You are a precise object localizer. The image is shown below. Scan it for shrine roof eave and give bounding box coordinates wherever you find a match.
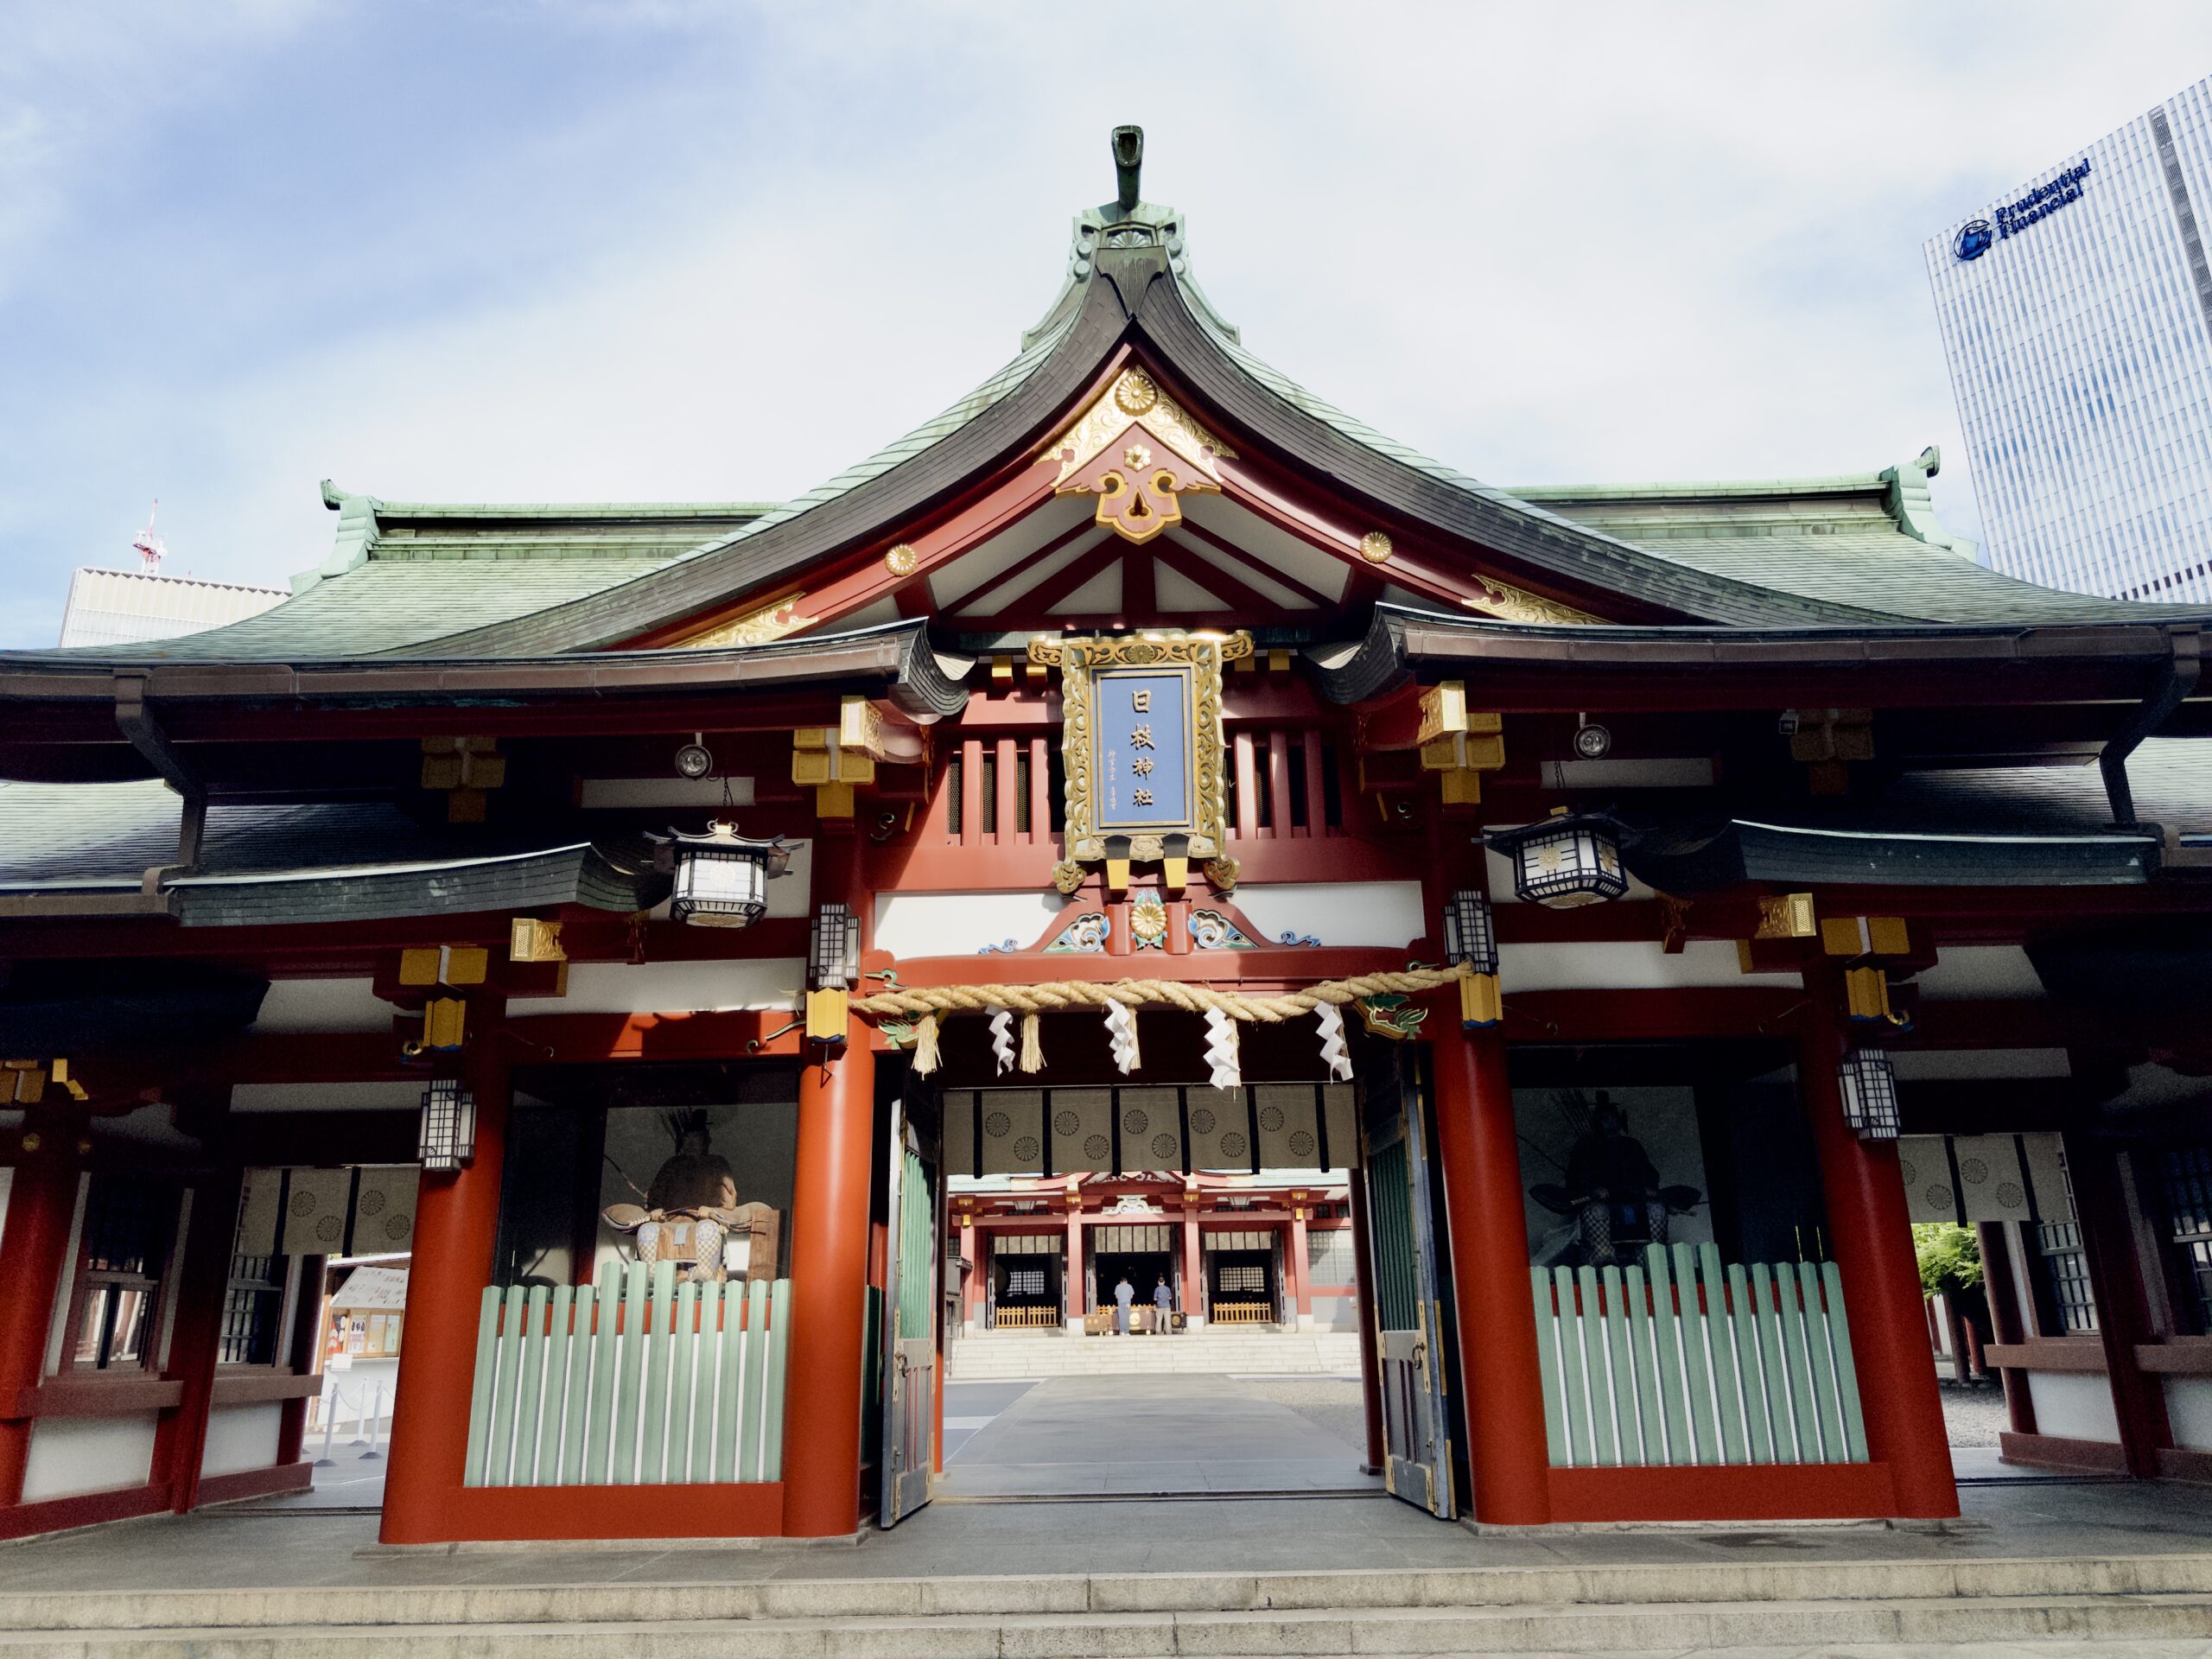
[391,250,1946,658]
[1623,818,2173,893]
[0,618,970,726]
[1313,603,2212,706]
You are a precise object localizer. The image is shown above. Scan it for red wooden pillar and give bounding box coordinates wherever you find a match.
[159,1165,245,1513]
[1064,1204,1086,1329]
[380,1011,510,1546]
[1428,1022,1552,1524]
[0,1112,86,1508]
[1796,979,1957,1516]
[779,1037,876,1538]
[1180,1203,1203,1323]
[1286,1207,1313,1327]
[1347,1178,1386,1472]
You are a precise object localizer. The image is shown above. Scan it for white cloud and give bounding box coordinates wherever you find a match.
[6,2,2212,642]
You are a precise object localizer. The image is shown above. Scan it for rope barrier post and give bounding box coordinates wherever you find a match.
[359,1384,385,1460]
[315,1382,339,1467]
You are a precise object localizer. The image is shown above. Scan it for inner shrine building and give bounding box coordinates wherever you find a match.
[3,127,2212,1546]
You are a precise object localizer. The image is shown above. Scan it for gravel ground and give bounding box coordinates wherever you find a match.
[1229,1376,1370,1454]
[1940,1378,2009,1448]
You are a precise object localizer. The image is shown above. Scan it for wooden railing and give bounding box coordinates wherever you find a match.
[1209,1301,1275,1325]
[464,1263,790,1488]
[991,1305,1060,1330]
[1530,1243,1868,1470]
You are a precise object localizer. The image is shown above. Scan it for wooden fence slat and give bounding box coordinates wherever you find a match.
[691,1284,721,1484]
[613,1263,647,1484]
[1529,1268,1567,1467]
[719,1282,747,1483]
[1821,1262,1871,1463]
[762,1279,791,1479]
[561,1286,594,1485]
[512,1286,550,1487]
[1749,1263,1795,1463]
[1644,1246,1690,1465]
[538,1287,573,1486]
[1776,1262,1821,1463]
[1670,1243,1717,1465]
[640,1262,675,1483]
[1599,1265,1637,1465]
[462,1288,501,1488]
[1553,1267,1591,1467]
[587,1278,620,1484]
[1796,1262,1845,1463]
[1576,1266,1617,1467]
[1624,1263,1664,1463]
[741,1280,770,1482]
[485,1285,528,1487]
[671,1281,698,1484]
[1699,1246,1746,1467]
[1726,1263,1770,1465]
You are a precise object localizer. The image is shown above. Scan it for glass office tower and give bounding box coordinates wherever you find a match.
[1926,77,2212,601]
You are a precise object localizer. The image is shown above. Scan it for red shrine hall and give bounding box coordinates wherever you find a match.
[3,128,2212,1546]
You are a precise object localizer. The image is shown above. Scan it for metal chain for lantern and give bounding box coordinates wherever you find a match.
[1202,1006,1242,1090]
[1314,1002,1352,1081]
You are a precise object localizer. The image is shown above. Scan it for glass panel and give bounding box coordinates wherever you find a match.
[73,1286,113,1368]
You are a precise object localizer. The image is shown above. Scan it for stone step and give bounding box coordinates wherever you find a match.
[4,1554,2212,1640]
[4,1594,2211,1656]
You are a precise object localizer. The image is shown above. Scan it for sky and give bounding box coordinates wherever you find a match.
[4,2,2212,647]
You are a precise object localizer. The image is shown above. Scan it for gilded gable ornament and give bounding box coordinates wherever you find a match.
[681,594,817,649]
[1044,369,1236,544]
[1461,579,1602,627]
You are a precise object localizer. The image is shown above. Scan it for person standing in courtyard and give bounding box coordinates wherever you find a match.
[1114,1272,1135,1335]
[1154,1274,1173,1334]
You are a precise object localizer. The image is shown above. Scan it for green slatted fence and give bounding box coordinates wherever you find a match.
[1530,1243,1867,1469]
[464,1264,791,1488]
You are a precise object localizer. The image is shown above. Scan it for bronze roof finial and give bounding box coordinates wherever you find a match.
[1111,124,1143,219]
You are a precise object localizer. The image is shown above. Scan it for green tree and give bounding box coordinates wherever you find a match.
[1912,1223,1983,1298]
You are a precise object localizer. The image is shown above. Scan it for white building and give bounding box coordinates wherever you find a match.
[59,567,287,649]
[1926,77,2212,601]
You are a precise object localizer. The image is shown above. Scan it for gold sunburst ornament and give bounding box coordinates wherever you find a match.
[1360,531,1394,564]
[884,543,919,577]
[1043,369,1234,544]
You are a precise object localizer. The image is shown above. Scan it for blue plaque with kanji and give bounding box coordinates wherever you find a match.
[1036,631,1247,866]
[1096,667,1192,830]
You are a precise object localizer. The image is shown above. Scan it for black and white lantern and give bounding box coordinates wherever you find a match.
[1441,888,1498,975]
[418,1078,477,1173]
[651,822,794,929]
[1837,1049,1902,1141]
[1487,810,1630,909]
[810,901,861,989]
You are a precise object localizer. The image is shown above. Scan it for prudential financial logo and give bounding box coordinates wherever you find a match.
[1955,219,1995,262]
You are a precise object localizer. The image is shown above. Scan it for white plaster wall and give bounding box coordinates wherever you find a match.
[2025,1370,2121,1443]
[508,958,806,1016]
[200,1403,283,1477]
[21,1414,157,1502]
[1233,881,1425,949]
[1500,940,1800,993]
[1915,945,2047,1001]
[874,892,1065,958]
[2164,1376,2212,1451]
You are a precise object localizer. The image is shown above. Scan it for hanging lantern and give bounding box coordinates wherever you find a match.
[1486,809,1630,909]
[1837,1049,1901,1141]
[418,1078,477,1172]
[650,822,794,929]
[810,902,861,989]
[1441,887,1502,1027]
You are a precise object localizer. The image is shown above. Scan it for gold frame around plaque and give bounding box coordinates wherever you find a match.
[1028,631,1252,863]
